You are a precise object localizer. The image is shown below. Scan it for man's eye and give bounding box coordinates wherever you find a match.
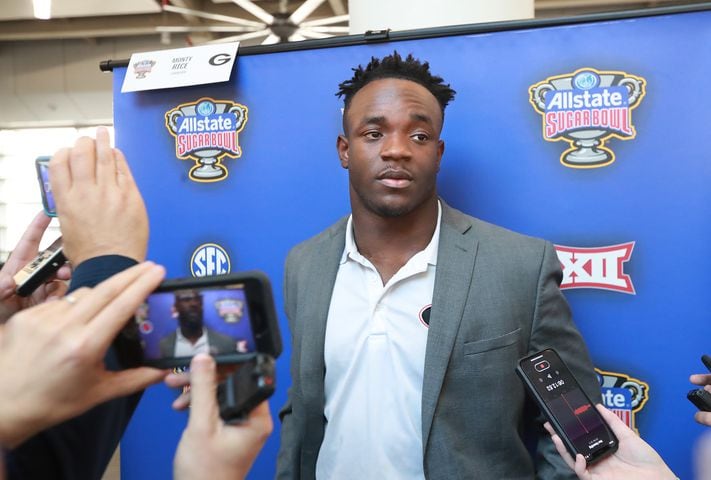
[364,131,382,139]
[412,133,429,142]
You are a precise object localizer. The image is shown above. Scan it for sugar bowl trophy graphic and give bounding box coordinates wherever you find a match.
[166,97,249,182]
[530,68,646,168]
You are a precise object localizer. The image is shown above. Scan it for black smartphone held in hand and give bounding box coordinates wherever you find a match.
[13,237,66,297]
[117,271,282,369]
[701,354,711,373]
[218,353,276,422]
[35,156,56,217]
[516,348,618,465]
[688,389,711,412]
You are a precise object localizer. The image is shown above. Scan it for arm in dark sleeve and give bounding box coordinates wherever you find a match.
[6,255,140,480]
[528,242,601,480]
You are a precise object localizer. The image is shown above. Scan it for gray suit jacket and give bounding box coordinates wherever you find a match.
[158,328,236,358]
[276,201,600,479]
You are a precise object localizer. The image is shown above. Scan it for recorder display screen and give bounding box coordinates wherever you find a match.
[521,351,614,457]
[135,283,256,361]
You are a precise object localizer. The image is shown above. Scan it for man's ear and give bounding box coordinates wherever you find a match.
[337,134,349,169]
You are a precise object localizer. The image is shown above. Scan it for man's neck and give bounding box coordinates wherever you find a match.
[351,198,439,284]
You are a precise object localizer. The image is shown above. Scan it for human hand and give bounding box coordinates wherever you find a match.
[544,404,676,480]
[49,126,148,266]
[0,212,71,323]
[690,374,711,426]
[172,354,272,480]
[0,262,168,448]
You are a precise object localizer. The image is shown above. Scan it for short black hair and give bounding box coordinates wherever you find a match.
[336,51,456,115]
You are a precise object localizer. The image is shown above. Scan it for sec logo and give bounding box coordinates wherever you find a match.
[191,243,231,277]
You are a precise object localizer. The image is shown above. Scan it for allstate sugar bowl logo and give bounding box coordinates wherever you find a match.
[596,368,649,432]
[530,68,646,168]
[191,243,231,277]
[166,97,248,182]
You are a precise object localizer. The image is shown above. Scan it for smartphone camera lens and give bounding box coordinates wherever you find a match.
[534,360,550,372]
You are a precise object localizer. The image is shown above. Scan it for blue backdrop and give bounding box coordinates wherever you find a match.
[113,8,711,479]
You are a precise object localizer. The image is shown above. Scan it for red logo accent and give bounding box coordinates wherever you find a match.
[555,242,635,294]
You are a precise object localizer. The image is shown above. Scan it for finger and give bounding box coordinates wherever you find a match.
[97,367,168,403]
[595,404,630,438]
[690,374,711,386]
[85,263,165,349]
[165,371,191,389]
[186,354,219,432]
[3,213,51,271]
[695,411,711,427]
[244,401,273,439]
[0,274,17,301]
[95,127,116,186]
[114,148,138,189]
[55,264,72,281]
[49,147,72,206]
[59,263,154,326]
[548,428,576,471]
[41,280,68,301]
[172,390,192,411]
[573,454,590,479]
[69,136,98,184]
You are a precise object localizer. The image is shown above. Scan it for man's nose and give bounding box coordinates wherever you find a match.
[381,133,412,160]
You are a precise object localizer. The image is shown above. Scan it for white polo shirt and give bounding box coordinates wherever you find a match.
[315,203,441,480]
[174,328,209,357]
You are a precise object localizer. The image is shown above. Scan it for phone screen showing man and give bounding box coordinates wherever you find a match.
[519,349,617,461]
[135,283,256,363]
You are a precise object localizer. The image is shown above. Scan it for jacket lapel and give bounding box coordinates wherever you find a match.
[421,203,479,452]
[299,220,347,417]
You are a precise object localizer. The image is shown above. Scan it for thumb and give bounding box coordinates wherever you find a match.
[186,354,220,433]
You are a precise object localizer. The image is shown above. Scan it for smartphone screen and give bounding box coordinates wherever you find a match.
[35,156,56,217]
[135,282,258,365]
[517,349,617,463]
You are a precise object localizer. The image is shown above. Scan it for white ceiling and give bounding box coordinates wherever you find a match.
[0,0,706,128]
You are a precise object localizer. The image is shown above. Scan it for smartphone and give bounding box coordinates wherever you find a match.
[702,354,711,373]
[516,348,618,464]
[13,237,66,297]
[217,353,276,422]
[35,156,56,217]
[688,389,711,412]
[116,271,282,369]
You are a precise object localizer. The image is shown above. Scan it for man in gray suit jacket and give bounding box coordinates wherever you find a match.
[276,52,601,479]
[159,289,236,358]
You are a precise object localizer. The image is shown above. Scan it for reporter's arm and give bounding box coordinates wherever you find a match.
[169,354,272,480]
[0,262,166,448]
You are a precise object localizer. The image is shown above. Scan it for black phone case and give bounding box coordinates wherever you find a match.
[115,271,282,369]
[688,389,711,412]
[701,354,711,373]
[14,241,65,297]
[516,349,618,465]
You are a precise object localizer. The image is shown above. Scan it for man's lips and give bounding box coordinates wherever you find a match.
[377,169,413,188]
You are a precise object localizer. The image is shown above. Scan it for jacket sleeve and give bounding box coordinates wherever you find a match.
[528,242,602,480]
[5,255,141,480]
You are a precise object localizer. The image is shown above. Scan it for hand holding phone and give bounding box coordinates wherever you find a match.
[13,237,66,297]
[516,348,618,464]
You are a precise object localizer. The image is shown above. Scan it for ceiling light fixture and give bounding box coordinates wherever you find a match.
[33,0,52,20]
